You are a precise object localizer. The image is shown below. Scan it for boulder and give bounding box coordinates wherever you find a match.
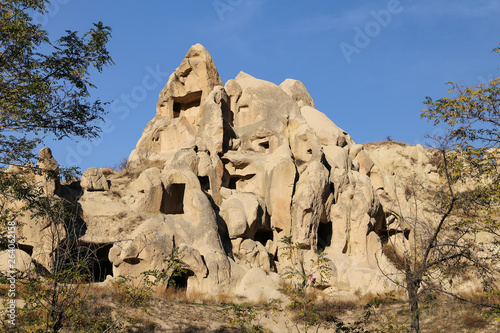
[220,192,266,239]
[129,44,223,167]
[109,219,175,277]
[280,78,315,108]
[292,160,330,248]
[196,86,227,155]
[265,144,296,232]
[235,267,282,302]
[36,147,60,196]
[233,72,301,154]
[233,239,273,272]
[81,167,109,191]
[300,106,352,148]
[131,167,163,215]
[38,147,58,170]
[0,249,33,275]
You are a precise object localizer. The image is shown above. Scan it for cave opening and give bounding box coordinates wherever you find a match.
[171,91,202,119]
[168,269,194,289]
[226,109,234,126]
[228,177,238,190]
[56,242,114,282]
[317,222,332,252]
[18,244,33,256]
[227,174,255,191]
[198,176,210,192]
[173,102,181,118]
[89,243,114,282]
[161,183,185,214]
[254,229,273,247]
[257,139,270,153]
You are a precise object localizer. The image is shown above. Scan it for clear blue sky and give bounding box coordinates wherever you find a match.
[38,0,500,171]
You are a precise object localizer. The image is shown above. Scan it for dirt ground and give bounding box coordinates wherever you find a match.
[2,283,499,332]
[120,293,500,333]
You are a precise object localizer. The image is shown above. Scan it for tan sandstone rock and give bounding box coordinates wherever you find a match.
[36,147,60,196]
[16,44,442,301]
[81,167,109,191]
[0,249,33,275]
[279,78,315,108]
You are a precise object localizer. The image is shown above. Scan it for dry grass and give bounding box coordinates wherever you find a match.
[180,291,249,306]
[100,167,114,176]
[310,291,500,333]
[5,277,498,332]
[127,159,165,178]
[315,298,358,319]
[429,149,443,168]
[87,284,114,300]
[0,278,32,297]
[116,211,127,219]
[419,299,492,332]
[461,312,489,329]
[94,279,247,308]
[384,293,500,333]
[154,286,191,303]
[381,243,405,270]
[363,140,409,150]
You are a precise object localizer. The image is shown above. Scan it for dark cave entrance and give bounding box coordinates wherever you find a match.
[161,183,185,214]
[254,229,273,247]
[91,243,114,282]
[256,139,270,153]
[168,269,194,289]
[227,174,255,190]
[172,91,202,118]
[18,244,33,256]
[56,242,114,283]
[317,222,332,252]
[198,176,210,192]
[228,176,238,190]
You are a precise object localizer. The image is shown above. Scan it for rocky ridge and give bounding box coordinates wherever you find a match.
[3,44,446,300]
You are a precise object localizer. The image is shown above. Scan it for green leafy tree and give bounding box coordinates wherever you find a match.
[421,44,500,273]
[377,43,500,333]
[0,0,113,331]
[0,0,113,154]
[421,44,500,215]
[376,144,478,333]
[0,0,113,229]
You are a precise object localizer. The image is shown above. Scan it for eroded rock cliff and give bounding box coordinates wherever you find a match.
[9,44,442,300]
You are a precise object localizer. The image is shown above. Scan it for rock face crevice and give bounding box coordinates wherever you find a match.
[7,44,425,299]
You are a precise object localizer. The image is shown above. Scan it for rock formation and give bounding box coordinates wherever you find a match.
[81,167,110,191]
[8,44,442,299]
[36,147,60,197]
